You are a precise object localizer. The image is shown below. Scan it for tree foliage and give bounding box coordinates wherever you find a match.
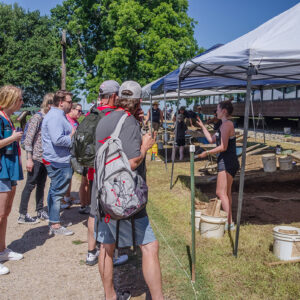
[51,0,199,102]
[0,3,61,105]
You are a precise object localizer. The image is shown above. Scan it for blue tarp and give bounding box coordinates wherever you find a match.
[149,44,300,95]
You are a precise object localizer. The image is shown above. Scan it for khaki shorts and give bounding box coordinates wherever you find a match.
[152,122,160,131]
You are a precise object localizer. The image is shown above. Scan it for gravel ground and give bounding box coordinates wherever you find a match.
[0,152,105,300]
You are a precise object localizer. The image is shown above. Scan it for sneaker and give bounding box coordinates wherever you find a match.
[37,210,49,221]
[225,222,236,231]
[18,214,40,225]
[0,248,23,262]
[86,249,100,266]
[0,263,9,275]
[61,199,71,209]
[79,205,90,214]
[49,226,74,236]
[117,291,131,300]
[72,199,81,205]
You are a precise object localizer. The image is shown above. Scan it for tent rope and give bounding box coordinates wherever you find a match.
[151,219,198,300]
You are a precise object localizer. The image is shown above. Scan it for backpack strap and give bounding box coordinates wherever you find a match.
[131,217,137,255]
[110,113,128,139]
[115,220,120,258]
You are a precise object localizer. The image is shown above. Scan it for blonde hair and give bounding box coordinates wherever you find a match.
[41,93,54,113]
[0,85,22,109]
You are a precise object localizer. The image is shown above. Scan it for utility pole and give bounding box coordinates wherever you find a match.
[61,30,67,90]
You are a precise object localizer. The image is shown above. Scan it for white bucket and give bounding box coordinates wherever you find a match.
[278,155,293,171]
[284,127,291,134]
[273,226,300,261]
[195,210,202,231]
[262,154,276,172]
[200,213,227,238]
[190,210,203,231]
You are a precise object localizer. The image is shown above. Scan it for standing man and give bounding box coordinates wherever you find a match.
[93,81,164,300]
[62,103,83,209]
[42,90,75,236]
[86,80,120,266]
[145,101,163,134]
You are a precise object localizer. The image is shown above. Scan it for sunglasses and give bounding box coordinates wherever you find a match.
[75,108,82,113]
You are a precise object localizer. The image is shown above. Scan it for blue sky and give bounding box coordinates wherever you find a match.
[2,0,300,48]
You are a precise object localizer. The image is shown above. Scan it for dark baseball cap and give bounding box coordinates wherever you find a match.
[99,80,120,96]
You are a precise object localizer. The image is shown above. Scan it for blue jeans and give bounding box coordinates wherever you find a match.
[46,164,73,224]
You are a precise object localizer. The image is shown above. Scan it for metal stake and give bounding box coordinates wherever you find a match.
[234,67,253,257]
[190,144,196,282]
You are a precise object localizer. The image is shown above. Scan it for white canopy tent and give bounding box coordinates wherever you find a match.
[180,2,300,257]
[181,3,300,81]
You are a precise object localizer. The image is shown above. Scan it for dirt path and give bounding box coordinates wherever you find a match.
[0,152,105,299]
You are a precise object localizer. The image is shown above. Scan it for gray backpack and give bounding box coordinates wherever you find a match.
[95,113,148,221]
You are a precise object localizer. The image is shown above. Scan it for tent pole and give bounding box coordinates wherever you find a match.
[150,94,153,136]
[234,68,253,257]
[250,91,256,141]
[170,80,181,189]
[164,90,168,171]
[260,89,266,144]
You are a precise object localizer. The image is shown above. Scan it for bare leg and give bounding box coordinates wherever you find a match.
[216,171,232,223]
[79,176,89,207]
[88,216,96,251]
[140,240,164,300]
[98,243,116,300]
[179,146,184,160]
[0,187,16,251]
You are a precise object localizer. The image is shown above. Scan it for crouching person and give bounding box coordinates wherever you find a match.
[92,81,164,300]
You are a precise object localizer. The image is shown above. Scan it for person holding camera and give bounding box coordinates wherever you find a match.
[0,85,24,275]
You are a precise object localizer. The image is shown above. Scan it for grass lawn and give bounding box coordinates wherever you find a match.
[146,158,300,300]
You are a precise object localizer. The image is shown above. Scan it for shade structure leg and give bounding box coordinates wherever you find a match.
[170,80,181,189]
[150,94,153,136]
[250,91,256,141]
[164,90,168,171]
[234,69,253,257]
[260,89,266,144]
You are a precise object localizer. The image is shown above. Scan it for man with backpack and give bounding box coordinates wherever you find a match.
[83,80,120,266]
[92,81,164,300]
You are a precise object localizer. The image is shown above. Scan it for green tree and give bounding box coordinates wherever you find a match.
[0,3,61,105]
[51,0,199,102]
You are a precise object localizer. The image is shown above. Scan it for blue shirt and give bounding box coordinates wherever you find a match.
[0,116,23,181]
[42,107,72,166]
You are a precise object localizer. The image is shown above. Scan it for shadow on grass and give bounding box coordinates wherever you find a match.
[113,247,150,299]
[227,231,235,253]
[186,245,193,276]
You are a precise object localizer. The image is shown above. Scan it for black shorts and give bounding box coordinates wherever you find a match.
[176,138,186,147]
[217,158,239,178]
